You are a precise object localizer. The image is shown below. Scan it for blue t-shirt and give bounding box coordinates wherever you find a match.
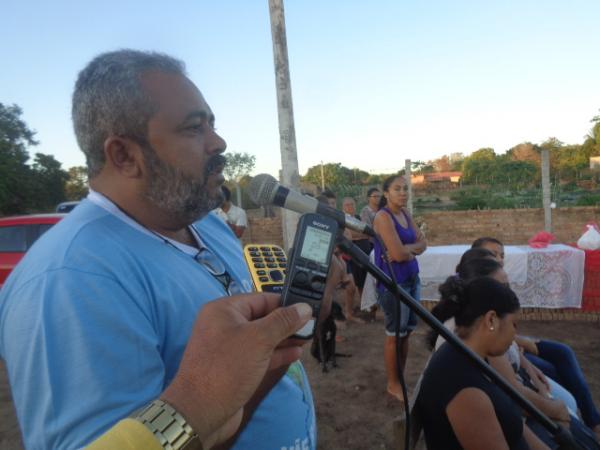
[0,200,316,450]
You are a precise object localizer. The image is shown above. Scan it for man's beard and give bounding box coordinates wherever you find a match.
[141,144,226,225]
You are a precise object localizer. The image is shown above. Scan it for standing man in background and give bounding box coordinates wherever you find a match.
[360,187,381,232]
[216,185,248,239]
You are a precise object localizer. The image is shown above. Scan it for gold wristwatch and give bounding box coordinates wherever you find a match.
[134,399,203,450]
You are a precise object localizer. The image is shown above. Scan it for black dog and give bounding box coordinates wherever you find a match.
[310,302,351,373]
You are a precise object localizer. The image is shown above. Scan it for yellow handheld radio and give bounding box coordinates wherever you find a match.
[243,244,287,293]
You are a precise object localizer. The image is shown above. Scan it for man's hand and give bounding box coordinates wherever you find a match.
[160,294,312,448]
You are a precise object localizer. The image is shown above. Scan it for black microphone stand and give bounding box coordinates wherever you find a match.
[335,234,583,450]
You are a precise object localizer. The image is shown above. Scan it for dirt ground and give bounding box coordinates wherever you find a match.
[0,317,599,450]
[302,315,600,450]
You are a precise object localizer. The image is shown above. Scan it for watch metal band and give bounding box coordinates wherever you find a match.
[135,399,203,450]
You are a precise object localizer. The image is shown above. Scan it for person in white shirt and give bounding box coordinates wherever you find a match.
[216,185,248,238]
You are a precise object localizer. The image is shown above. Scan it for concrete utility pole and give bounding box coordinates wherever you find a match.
[405,159,413,214]
[541,149,552,232]
[320,161,325,191]
[268,0,300,250]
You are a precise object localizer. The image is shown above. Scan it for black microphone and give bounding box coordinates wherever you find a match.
[249,173,376,237]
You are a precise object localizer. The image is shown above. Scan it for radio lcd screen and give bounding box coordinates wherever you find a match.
[299,226,332,265]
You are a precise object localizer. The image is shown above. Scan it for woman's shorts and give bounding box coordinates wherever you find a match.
[377,275,420,338]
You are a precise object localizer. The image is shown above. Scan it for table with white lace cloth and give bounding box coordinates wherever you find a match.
[416,244,585,308]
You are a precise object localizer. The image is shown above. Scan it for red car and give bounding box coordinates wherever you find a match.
[0,214,65,288]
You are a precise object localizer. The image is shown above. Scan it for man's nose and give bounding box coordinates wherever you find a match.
[208,129,227,155]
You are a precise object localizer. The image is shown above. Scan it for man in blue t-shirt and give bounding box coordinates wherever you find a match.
[0,50,320,450]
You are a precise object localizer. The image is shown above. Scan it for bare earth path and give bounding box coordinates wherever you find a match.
[0,318,598,449]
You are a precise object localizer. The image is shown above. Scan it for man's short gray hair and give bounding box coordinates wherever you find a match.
[72,49,187,177]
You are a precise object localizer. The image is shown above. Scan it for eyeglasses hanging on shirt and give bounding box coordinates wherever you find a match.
[108,198,241,296]
[193,244,241,296]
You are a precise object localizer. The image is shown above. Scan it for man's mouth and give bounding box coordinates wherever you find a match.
[206,154,227,176]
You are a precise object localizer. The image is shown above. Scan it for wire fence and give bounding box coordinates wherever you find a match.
[236,181,600,214]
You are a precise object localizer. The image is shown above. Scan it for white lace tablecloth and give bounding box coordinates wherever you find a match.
[417,244,585,309]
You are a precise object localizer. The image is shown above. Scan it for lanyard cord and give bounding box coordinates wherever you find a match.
[109,202,233,295]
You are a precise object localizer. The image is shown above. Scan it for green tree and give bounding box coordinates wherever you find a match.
[410,160,434,174]
[586,111,600,156]
[0,103,37,214]
[29,153,69,211]
[507,142,541,165]
[494,157,538,187]
[448,152,465,171]
[65,166,89,201]
[349,167,370,184]
[302,162,354,187]
[223,152,256,206]
[552,144,588,180]
[432,155,452,172]
[461,148,497,184]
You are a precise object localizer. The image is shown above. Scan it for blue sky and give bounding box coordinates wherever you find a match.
[2,0,599,177]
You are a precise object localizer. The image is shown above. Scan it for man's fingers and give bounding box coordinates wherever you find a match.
[268,346,304,370]
[251,303,313,345]
[275,337,311,348]
[224,293,281,320]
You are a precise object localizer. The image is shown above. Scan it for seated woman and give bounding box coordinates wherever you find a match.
[428,251,599,448]
[416,276,548,450]
[431,252,577,415]
[473,237,600,438]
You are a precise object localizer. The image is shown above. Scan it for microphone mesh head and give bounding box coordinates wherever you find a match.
[249,173,279,206]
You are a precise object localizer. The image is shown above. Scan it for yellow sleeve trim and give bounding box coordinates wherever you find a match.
[86,418,163,450]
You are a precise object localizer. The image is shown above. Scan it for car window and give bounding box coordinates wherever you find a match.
[37,224,55,240]
[31,223,56,248]
[0,226,27,252]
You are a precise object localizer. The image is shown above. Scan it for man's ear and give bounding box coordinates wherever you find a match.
[103,136,144,178]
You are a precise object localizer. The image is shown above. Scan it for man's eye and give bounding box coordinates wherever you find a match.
[187,124,205,132]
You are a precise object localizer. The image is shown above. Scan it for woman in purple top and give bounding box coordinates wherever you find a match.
[373,174,427,402]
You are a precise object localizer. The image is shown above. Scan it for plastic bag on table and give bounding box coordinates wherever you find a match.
[577,223,600,250]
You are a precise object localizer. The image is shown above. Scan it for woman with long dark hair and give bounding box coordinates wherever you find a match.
[472,237,600,439]
[417,277,549,449]
[427,254,600,449]
[373,174,426,402]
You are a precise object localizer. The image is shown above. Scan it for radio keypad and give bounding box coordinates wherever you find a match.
[270,270,284,282]
[245,245,287,286]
